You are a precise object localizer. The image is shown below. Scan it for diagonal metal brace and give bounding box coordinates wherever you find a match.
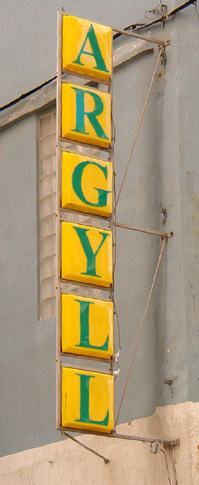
[62,431,109,464]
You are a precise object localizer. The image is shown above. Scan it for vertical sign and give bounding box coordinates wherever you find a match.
[56,13,114,435]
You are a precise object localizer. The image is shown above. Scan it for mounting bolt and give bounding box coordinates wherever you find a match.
[164,438,180,448]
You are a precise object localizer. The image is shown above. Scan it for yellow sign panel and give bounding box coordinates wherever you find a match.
[61,294,114,359]
[61,222,112,287]
[61,367,114,433]
[62,152,113,217]
[62,15,112,81]
[62,83,111,148]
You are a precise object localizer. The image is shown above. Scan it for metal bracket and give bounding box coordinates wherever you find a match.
[60,427,180,449]
[62,431,109,464]
[110,432,180,449]
[163,438,180,448]
[150,440,159,454]
[113,27,171,47]
[114,221,174,238]
[61,430,180,464]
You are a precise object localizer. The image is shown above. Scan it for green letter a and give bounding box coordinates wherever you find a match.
[73,24,109,73]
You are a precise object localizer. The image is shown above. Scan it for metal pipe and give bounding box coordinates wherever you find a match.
[61,427,180,448]
[114,221,174,238]
[63,432,109,464]
[112,27,170,46]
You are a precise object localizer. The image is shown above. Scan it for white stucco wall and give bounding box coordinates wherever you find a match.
[0,402,199,485]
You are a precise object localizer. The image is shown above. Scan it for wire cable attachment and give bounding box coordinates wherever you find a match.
[115,237,167,426]
[114,47,163,215]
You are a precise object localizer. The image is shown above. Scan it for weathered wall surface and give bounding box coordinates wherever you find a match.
[1,0,199,461]
[0,403,199,485]
[154,4,199,406]
[0,116,60,454]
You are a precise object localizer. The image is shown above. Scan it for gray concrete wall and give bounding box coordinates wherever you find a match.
[1,0,199,458]
[113,42,159,423]
[155,5,199,406]
[0,116,59,456]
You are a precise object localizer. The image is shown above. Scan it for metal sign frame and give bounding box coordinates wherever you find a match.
[56,11,115,434]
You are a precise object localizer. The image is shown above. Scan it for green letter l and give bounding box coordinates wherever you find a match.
[75,299,109,351]
[75,373,109,426]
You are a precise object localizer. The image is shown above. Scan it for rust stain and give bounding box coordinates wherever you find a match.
[193,295,196,324]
